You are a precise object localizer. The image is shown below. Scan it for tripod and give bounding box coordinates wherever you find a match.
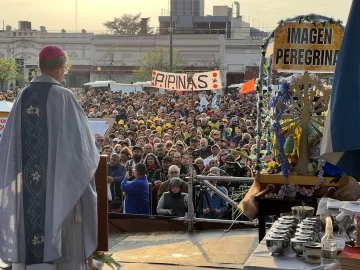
[195,185,214,218]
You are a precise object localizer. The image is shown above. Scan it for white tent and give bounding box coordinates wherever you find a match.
[110,83,144,94]
[0,101,13,113]
[228,83,244,90]
[83,81,115,88]
[134,81,152,88]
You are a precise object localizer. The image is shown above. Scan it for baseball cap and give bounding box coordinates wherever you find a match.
[225,154,236,162]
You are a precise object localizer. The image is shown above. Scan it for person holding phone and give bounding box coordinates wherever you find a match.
[121,163,150,215]
[126,145,143,176]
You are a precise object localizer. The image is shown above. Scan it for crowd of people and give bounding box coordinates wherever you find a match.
[1,87,262,219]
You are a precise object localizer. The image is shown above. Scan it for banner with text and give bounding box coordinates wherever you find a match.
[151,70,222,91]
[273,22,344,72]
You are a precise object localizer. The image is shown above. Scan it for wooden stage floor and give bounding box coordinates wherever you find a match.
[105,229,258,270]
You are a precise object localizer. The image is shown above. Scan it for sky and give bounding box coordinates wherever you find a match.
[0,0,352,33]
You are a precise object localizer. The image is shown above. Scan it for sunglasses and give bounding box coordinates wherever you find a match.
[169,171,178,174]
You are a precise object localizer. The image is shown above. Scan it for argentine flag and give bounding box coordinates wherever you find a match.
[211,94,218,108]
[321,0,360,178]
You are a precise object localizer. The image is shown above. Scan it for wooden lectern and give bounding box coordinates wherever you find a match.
[89,155,109,270]
[95,155,109,251]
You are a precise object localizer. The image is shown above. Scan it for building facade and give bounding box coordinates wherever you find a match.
[172,0,205,16]
[0,20,263,90]
[159,2,268,39]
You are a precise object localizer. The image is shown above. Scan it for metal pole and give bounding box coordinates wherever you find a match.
[199,180,239,208]
[169,0,173,72]
[188,175,254,182]
[194,218,257,226]
[172,217,257,226]
[187,157,194,232]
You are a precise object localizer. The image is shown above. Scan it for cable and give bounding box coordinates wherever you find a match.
[223,210,243,233]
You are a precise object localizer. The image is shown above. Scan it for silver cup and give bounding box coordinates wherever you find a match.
[291,236,311,257]
[292,206,315,222]
[266,235,288,256]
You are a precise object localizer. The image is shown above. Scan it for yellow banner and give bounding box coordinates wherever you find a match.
[273,23,344,72]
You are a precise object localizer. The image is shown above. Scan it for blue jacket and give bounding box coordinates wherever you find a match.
[108,164,126,200]
[200,186,227,219]
[121,175,150,215]
[108,164,126,183]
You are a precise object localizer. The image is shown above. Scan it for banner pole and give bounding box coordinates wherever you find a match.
[256,50,266,172]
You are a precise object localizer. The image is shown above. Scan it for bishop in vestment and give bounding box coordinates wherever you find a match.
[0,46,99,269]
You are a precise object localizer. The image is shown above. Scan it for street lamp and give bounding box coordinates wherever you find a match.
[97,66,101,71]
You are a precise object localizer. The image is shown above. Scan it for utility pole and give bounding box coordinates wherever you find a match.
[169,0,173,72]
[75,0,78,31]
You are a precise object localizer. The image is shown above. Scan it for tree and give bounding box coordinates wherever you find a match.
[133,47,187,81]
[91,46,125,81]
[0,58,20,92]
[27,66,41,83]
[103,13,153,35]
[199,57,225,71]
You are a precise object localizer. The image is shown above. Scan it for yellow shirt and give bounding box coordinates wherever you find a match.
[208,121,220,130]
[183,131,191,138]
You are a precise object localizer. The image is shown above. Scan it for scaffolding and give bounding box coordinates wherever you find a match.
[182,174,258,231]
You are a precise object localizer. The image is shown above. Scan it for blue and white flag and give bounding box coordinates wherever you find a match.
[211,94,218,108]
[321,0,360,178]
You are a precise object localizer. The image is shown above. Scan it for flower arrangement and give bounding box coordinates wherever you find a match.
[269,82,291,177]
[264,159,326,199]
[265,184,299,199]
[283,184,298,198]
[277,15,342,27]
[92,252,120,270]
[298,159,326,197]
[267,161,276,168]
[265,161,282,174]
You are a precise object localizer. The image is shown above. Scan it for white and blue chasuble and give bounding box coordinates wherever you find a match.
[0,75,99,269]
